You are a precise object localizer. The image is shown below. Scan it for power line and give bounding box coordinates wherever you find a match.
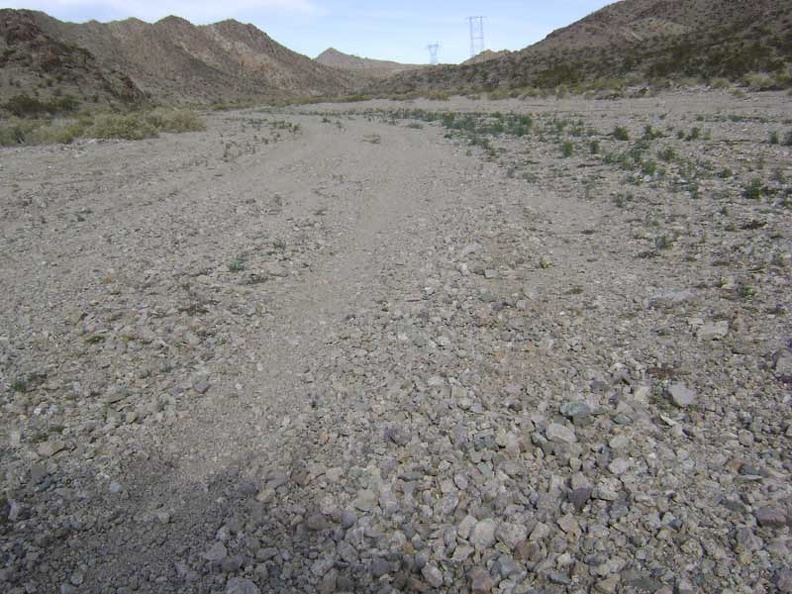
[426,43,440,65]
[466,16,485,58]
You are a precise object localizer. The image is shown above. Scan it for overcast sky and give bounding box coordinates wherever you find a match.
[6,0,617,64]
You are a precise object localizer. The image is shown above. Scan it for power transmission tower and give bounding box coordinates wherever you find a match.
[466,16,485,58]
[426,43,440,65]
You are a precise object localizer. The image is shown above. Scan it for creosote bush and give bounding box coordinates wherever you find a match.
[0,107,205,146]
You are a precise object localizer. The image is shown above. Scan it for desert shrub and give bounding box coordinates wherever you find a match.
[3,93,80,117]
[426,90,450,101]
[659,147,677,162]
[29,120,84,144]
[743,178,767,199]
[144,108,205,133]
[0,118,34,145]
[613,125,630,141]
[741,72,777,91]
[487,88,510,100]
[86,113,158,140]
[4,94,50,117]
[561,141,574,157]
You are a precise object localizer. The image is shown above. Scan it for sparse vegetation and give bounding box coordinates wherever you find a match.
[0,107,205,146]
[613,125,630,141]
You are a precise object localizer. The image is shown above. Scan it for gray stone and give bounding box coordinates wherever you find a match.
[341,510,358,529]
[776,568,792,594]
[470,518,497,549]
[458,514,478,540]
[560,401,592,423]
[697,320,729,340]
[569,487,592,513]
[202,542,228,562]
[755,505,788,528]
[371,558,391,578]
[497,522,528,550]
[546,423,577,444]
[306,513,331,531]
[470,566,495,593]
[421,564,444,588]
[226,577,261,594]
[193,379,210,394]
[668,383,697,408]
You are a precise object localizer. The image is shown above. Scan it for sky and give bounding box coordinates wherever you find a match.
[5,0,618,64]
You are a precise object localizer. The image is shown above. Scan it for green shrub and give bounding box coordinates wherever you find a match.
[743,178,767,199]
[561,141,574,158]
[613,125,630,141]
[86,113,158,140]
[144,108,205,133]
[769,131,780,144]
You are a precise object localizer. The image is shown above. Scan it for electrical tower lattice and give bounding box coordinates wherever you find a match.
[467,16,485,58]
[426,43,440,65]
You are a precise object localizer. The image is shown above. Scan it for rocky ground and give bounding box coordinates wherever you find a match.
[0,90,790,594]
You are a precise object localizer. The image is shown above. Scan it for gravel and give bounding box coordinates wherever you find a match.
[0,90,790,592]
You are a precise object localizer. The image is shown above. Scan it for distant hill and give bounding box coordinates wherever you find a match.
[369,0,792,94]
[462,49,511,66]
[0,9,362,111]
[315,47,425,78]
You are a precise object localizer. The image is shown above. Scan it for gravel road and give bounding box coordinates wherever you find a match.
[1,90,790,593]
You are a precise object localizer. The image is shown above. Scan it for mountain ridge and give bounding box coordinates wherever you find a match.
[0,9,362,109]
[369,0,792,95]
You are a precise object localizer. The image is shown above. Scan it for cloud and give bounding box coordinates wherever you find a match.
[5,0,320,23]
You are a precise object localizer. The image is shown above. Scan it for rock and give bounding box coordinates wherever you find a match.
[569,487,592,512]
[202,542,228,562]
[453,545,474,562]
[470,518,497,549]
[458,514,478,540]
[353,489,377,512]
[697,320,728,340]
[755,505,788,528]
[776,353,792,376]
[668,383,697,408]
[546,422,577,444]
[497,522,528,550]
[341,510,357,529]
[226,577,261,594]
[607,458,630,476]
[319,570,337,594]
[337,541,359,564]
[560,401,592,424]
[421,564,443,588]
[371,558,390,578]
[470,566,495,593]
[306,513,331,531]
[776,568,792,594]
[37,440,66,458]
[193,379,210,394]
[594,576,620,594]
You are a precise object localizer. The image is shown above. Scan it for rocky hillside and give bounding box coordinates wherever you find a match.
[462,49,511,66]
[370,0,792,94]
[0,9,147,111]
[315,47,424,78]
[1,10,362,109]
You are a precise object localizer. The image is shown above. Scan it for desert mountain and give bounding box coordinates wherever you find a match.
[371,0,792,94]
[0,9,146,110]
[315,47,424,78]
[1,9,362,108]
